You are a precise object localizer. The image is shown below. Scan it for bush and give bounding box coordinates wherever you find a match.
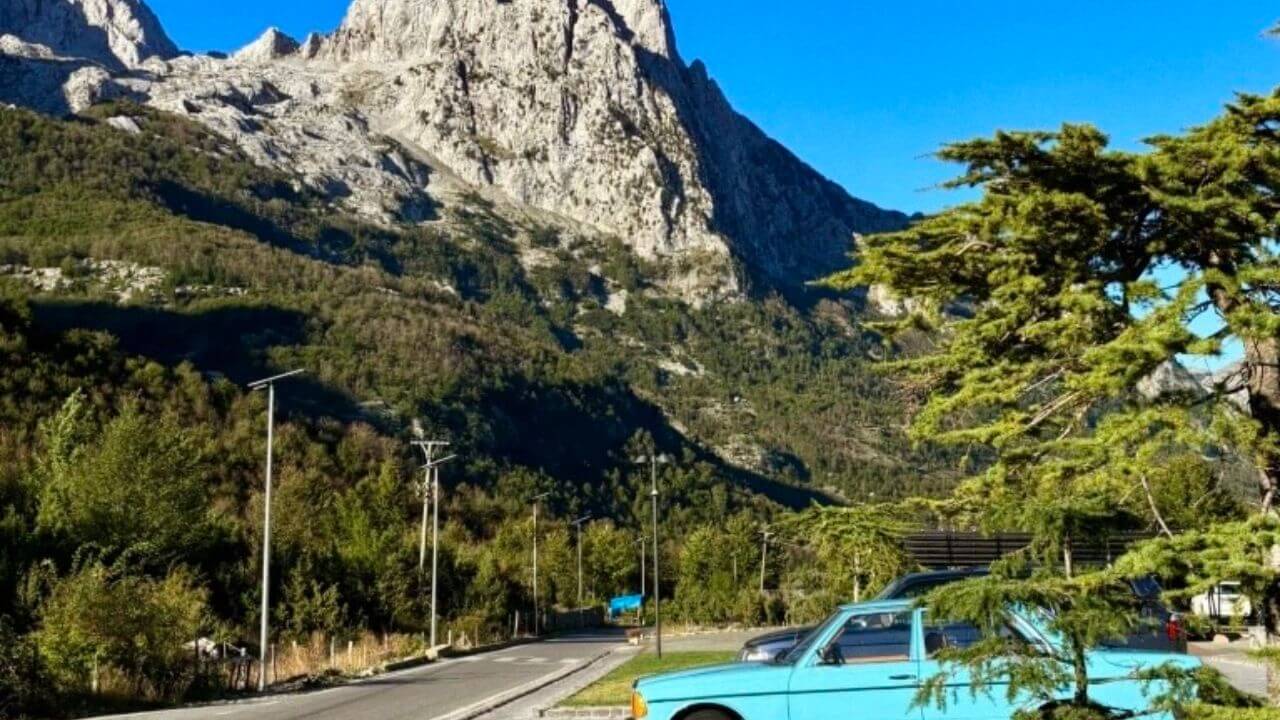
[0,619,52,718]
[36,563,207,701]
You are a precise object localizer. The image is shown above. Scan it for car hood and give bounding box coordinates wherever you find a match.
[635,661,791,701]
[743,627,812,649]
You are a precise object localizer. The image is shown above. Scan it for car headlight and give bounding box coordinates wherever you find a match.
[740,648,773,662]
[631,690,649,719]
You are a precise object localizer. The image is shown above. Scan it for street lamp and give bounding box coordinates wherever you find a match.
[247,368,305,692]
[633,453,671,658]
[413,441,454,649]
[634,534,647,598]
[759,529,775,594]
[530,492,551,635]
[571,515,591,608]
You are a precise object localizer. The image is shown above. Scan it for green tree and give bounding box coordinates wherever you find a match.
[35,395,211,563]
[36,562,207,700]
[581,521,636,601]
[830,92,1280,713]
[672,527,738,624]
[779,504,916,603]
[915,568,1200,720]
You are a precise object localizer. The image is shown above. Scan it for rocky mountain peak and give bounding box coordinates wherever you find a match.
[2,0,908,299]
[0,0,177,70]
[234,27,301,63]
[323,0,679,63]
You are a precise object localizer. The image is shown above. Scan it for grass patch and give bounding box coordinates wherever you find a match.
[561,651,735,707]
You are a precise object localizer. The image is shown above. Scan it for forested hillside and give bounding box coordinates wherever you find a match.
[0,104,958,713]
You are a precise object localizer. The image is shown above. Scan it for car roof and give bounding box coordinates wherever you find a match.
[838,598,916,613]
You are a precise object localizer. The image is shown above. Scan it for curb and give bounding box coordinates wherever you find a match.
[429,650,615,720]
[539,706,631,719]
[89,638,556,718]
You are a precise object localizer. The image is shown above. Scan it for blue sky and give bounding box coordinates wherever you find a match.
[149,1,1280,216]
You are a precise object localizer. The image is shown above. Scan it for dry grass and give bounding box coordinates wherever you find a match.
[268,632,428,683]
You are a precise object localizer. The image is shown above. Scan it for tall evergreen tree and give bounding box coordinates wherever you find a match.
[829,90,1280,713]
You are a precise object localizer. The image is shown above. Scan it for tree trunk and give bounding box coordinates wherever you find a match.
[1208,267,1280,706]
[1244,337,1280,514]
[1268,548,1280,707]
[1071,639,1090,708]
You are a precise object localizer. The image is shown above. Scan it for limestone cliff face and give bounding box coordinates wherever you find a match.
[310,0,905,285]
[1,0,907,296]
[0,0,177,70]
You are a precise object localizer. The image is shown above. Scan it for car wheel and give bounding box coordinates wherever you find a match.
[681,709,736,720]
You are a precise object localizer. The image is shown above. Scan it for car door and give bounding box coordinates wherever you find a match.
[788,609,921,720]
[916,616,1030,720]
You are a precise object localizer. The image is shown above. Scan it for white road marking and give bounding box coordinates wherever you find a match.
[558,658,581,664]
[524,657,547,664]
[493,657,517,663]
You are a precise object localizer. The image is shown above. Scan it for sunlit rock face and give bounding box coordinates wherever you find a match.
[0,0,177,70]
[1,0,907,299]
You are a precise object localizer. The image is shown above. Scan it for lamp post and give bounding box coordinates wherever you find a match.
[247,368,305,692]
[634,534,647,598]
[571,515,591,608]
[634,453,670,658]
[413,441,454,649]
[531,492,550,635]
[759,530,774,594]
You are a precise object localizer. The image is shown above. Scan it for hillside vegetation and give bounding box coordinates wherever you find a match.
[0,104,955,713]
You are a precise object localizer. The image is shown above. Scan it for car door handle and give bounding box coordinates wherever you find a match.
[889,674,916,681]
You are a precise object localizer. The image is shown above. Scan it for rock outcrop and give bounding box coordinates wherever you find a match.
[233,28,300,64]
[308,0,905,286]
[0,0,177,70]
[1,0,908,297]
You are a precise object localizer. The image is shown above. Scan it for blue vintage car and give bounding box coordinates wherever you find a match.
[630,599,1199,720]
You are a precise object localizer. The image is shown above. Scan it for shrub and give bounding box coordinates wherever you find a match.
[36,563,207,701]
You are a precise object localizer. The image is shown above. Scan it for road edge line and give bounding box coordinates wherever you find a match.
[426,649,616,720]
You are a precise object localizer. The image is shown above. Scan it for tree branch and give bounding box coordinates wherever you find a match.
[1140,474,1175,539]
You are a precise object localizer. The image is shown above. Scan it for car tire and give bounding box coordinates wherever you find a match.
[681,709,735,720]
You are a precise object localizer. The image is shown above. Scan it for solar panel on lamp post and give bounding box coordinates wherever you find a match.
[530,492,551,635]
[247,369,305,692]
[633,453,671,658]
[571,515,591,609]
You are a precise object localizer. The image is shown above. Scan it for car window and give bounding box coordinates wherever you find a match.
[898,579,949,599]
[779,611,845,664]
[923,619,1027,658]
[827,612,913,664]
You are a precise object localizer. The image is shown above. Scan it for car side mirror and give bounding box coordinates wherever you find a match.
[819,643,843,666]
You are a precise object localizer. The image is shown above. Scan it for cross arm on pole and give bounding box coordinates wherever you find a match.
[248,369,306,390]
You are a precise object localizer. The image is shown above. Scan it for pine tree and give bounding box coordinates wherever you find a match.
[829,90,1280,713]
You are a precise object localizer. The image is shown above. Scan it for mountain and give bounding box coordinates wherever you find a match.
[1,0,906,298]
[0,0,965,511]
[0,6,961,711]
[0,0,177,69]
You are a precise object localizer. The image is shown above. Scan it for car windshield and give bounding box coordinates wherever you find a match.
[1129,576,1163,599]
[774,610,845,664]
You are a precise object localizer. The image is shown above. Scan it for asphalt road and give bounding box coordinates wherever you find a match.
[99,631,627,720]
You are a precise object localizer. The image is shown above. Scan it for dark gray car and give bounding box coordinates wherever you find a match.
[737,568,1185,661]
